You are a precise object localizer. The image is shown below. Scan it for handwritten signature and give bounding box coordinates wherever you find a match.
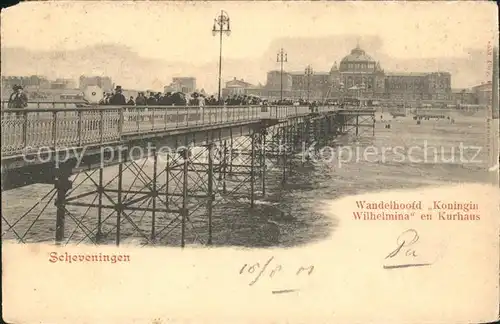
[239,256,314,293]
[383,229,433,269]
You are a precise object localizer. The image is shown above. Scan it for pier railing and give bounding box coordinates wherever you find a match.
[1,104,328,157]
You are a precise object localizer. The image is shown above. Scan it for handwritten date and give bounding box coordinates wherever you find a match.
[239,256,314,286]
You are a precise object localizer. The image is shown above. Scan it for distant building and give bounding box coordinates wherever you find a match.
[169,77,196,93]
[222,77,260,97]
[289,71,330,100]
[50,78,76,90]
[10,88,84,102]
[264,43,453,103]
[245,84,265,97]
[472,81,493,106]
[2,75,50,89]
[451,88,477,105]
[164,81,182,93]
[263,71,293,99]
[79,76,113,92]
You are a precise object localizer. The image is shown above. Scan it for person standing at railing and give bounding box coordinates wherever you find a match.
[159,92,172,105]
[198,95,205,108]
[147,92,157,106]
[109,86,126,105]
[135,92,147,106]
[207,95,217,106]
[125,96,135,121]
[103,93,113,105]
[8,85,28,120]
[8,85,28,110]
[98,92,106,105]
[155,92,163,104]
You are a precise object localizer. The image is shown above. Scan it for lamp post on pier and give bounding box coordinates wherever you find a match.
[212,10,231,104]
[276,48,288,102]
[305,65,314,102]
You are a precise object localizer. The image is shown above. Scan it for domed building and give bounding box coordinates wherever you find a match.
[329,44,385,98]
[264,41,452,103]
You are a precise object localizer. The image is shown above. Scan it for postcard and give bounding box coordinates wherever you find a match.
[1,1,499,323]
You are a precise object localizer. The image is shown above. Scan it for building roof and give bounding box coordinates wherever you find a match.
[339,71,377,75]
[472,81,492,91]
[340,46,375,63]
[23,87,83,94]
[226,78,254,88]
[289,71,329,76]
[385,72,430,77]
[330,61,339,72]
[172,77,196,81]
[452,88,474,94]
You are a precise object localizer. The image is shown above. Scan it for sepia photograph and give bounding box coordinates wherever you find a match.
[1,1,499,323]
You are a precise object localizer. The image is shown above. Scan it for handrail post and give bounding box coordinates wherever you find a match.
[22,111,28,149]
[136,108,140,133]
[99,110,104,144]
[118,108,124,140]
[78,110,82,146]
[175,106,179,128]
[151,107,155,131]
[164,107,168,130]
[52,111,57,150]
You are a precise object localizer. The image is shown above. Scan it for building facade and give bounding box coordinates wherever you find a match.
[2,75,50,89]
[221,77,259,97]
[171,77,196,93]
[289,71,330,100]
[79,76,113,92]
[264,44,453,102]
[329,46,386,99]
[451,81,494,106]
[266,71,292,91]
[264,70,293,99]
[451,89,477,105]
[50,78,77,90]
[472,81,493,106]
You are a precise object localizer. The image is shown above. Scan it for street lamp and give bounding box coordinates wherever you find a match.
[304,65,313,102]
[212,10,231,104]
[276,48,288,102]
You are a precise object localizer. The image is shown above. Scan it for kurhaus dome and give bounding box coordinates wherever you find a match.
[340,45,375,63]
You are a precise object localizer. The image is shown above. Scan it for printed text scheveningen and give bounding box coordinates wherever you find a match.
[49,252,131,264]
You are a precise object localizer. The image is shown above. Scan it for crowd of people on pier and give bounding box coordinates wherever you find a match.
[96,85,267,107]
[95,85,326,108]
[7,83,331,111]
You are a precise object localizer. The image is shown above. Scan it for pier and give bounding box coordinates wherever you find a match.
[1,104,375,246]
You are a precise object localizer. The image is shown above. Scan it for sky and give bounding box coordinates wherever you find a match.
[1,1,498,92]
[2,1,498,62]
